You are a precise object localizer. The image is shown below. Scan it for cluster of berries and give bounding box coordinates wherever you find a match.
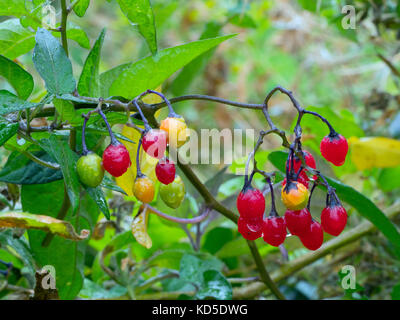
[237,131,349,251]
[76,93,189,210]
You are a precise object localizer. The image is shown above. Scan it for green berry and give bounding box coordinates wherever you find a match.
[159,175,185,209]
[76,152,104,188]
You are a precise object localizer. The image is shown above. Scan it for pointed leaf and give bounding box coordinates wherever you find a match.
[85,186,110,220]
[0,54,34,99]
[109,35,235,99]
[77,28,106,97]
[0,119,19,147]
[73,0,90,17]
[0,90,37,116]
[117,0,157,54]
[0,151,62,185]
[0,211,89,240]
[0,19,35,60]
[39,136,80,213]
[131,208,152,249]
[99,62,131,97]
[32,28,76,95]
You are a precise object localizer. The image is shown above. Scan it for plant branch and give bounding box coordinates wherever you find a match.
[60,0,69,56]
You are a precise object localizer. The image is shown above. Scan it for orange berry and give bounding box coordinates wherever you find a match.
[160,116,188,148]
[133,175,155,203]
[281,181,309,211]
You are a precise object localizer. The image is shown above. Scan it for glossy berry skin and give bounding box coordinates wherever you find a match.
[283,174,309,189]
[238,216,262,241]
[155,158,176,185]
[287,150,316,178]
[262,216,287,247]
[299,220,324,251]
[133,175,155,203]
[159,175,185,209]
[142,129,167,159]
[320,133,348,166]
[76,152,104,188]
[281,181,309,211]
[102,143,131,177]
[236,187,265,221]
[285,208,312,236]
[321,205,347,236]
[160,116,188,149]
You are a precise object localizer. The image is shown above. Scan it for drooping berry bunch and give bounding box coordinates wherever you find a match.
[76,91,189,210]
[236,90,349,251]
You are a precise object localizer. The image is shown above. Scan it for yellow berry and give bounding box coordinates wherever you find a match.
[160,117,188,148]
[281,181,309,211]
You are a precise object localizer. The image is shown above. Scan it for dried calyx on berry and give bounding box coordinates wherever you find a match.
[96,108,131,177]
[320,131,348,166]
[236,182,265,221]
[321,190,347,236]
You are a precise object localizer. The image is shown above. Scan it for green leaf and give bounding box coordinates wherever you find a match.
[79,278,127,299]
[0,230,35,276]
[101,176,128,195]
[117,0,157,55]
[110,34,236,99]
[0,90,37,116]
[73,0,90,17]
[39,136,81,213]
[0,54,34,99]
[0,211,90,240]
[0,19,35,60]
[170,22,223,96]
[53,98,76,123]
[77,29,106,97]
[0,119,19,147]
[0,151,62,184]
[32,28,76,95]
[179,253,224,286]
[378,167,400,192]
[392,284,400,300]
[85,186,110,220]
[268,150,400,258]
[22,180,99,300]
[196,270,232,300]
[0,0,26,16]
[99,63,131,98]
[53,27,90,49]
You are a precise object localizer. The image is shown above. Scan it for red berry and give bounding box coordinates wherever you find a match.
[321,205,347,236]
[142,129,167,159]
[283,173,309,189]
[299,220,323,251]
[320,133,348,166]
[262,216,287,247]
[236,187,265,220]
[155,158,176,185]
[238,216,262,240]
[285,208,312,236]
[102,142,131,177]
[287,150,316,174]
